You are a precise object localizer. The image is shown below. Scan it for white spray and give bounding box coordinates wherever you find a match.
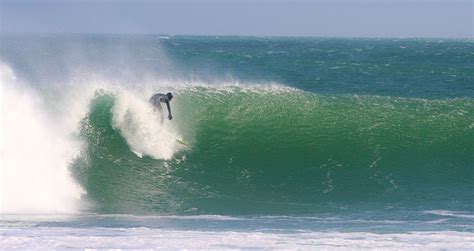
[0,63,84,214]
[112,91,182,160]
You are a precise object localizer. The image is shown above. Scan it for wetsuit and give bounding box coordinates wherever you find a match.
[149,93,172,120]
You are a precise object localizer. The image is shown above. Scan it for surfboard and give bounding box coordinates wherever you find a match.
[176,139,190,147]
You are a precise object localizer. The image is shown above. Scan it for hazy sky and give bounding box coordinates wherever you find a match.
[1,0,472,38]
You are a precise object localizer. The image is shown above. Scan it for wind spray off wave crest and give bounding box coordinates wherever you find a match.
[0,63,85,214]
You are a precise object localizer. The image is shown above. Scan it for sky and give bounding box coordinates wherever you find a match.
[1,0,472,38]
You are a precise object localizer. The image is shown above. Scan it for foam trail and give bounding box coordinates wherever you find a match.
[0,63,84,214]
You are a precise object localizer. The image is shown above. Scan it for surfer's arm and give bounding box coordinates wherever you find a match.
[165,100,172,120]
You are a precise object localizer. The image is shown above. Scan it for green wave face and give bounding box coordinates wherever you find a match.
[73,87,474,215]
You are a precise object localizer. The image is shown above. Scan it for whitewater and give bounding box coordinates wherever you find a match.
[1,34,473,249]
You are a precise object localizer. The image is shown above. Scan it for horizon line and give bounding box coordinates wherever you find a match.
[1,31,473,40]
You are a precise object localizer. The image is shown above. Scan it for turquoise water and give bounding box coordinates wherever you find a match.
[1,34,473,248]
[74,89,473,215]
[162,36,474,99]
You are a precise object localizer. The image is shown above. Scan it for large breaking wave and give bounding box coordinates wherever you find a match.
[72,85,473,215]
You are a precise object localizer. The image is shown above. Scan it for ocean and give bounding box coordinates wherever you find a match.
[1,34,473,249]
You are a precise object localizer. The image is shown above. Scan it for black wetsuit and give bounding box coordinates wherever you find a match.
[150,93,172,120]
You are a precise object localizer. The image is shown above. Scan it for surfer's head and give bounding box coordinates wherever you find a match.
[167,92,173,101]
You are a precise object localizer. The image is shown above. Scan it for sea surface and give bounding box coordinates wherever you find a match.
[1,34,473,249]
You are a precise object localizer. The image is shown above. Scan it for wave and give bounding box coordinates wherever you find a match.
[1,60,472,215]
[71,85,473,214]
[2,66,472,214]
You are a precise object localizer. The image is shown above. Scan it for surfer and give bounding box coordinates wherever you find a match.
[150,92,173,120]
